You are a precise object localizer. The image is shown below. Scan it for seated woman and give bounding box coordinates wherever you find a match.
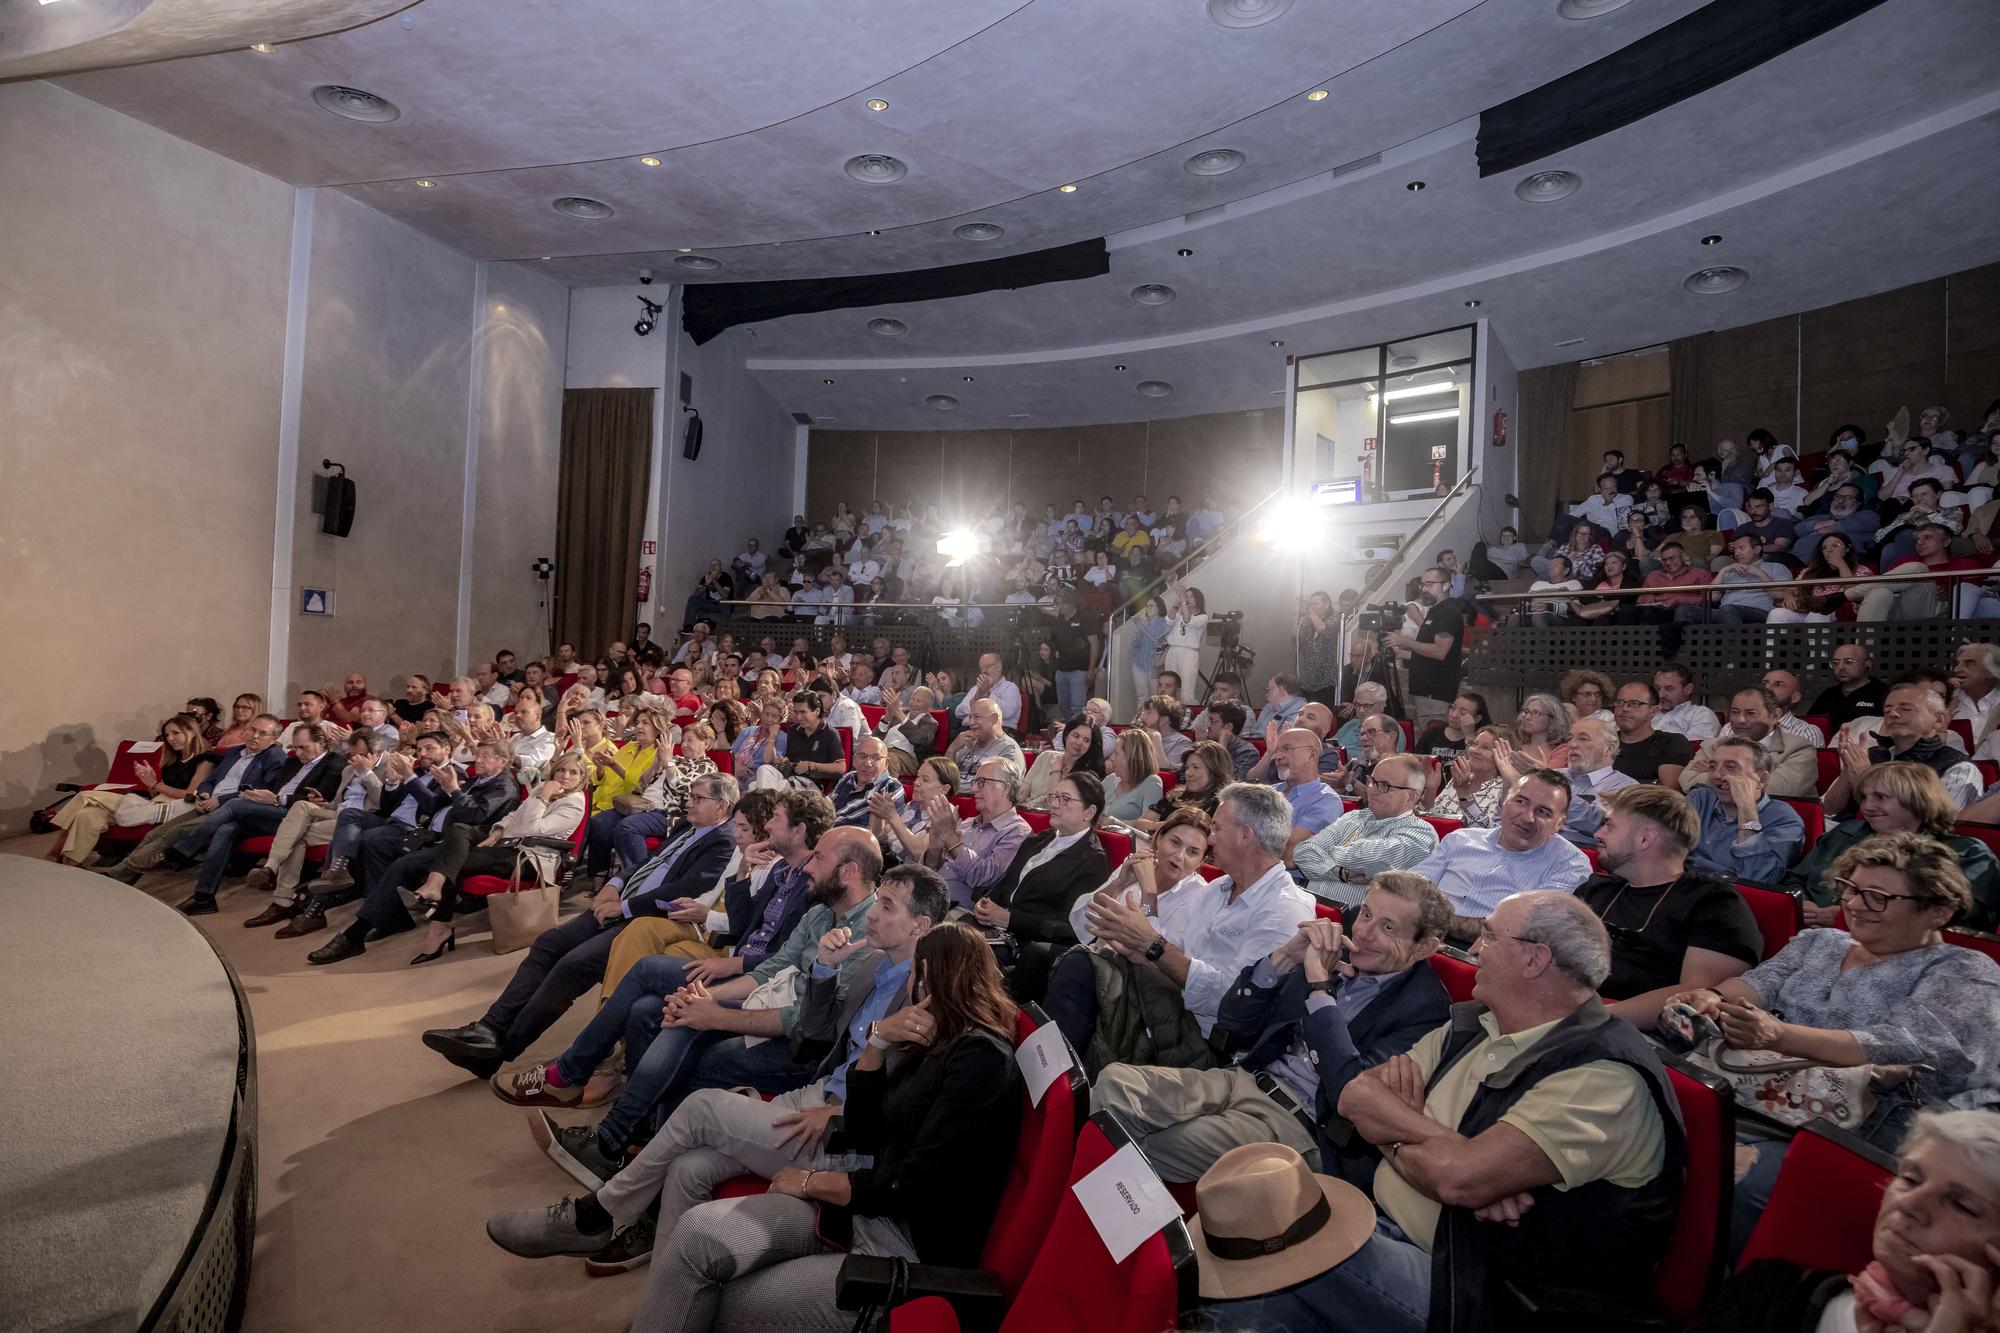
[630,921,1023,1333]
[1560,669,1616,725]
[1132,739,1231,832]
[970,773,1110,1001]
[1422,724,1515,827]
[730,697,787,781]
[1022,715,1107,807]
[1101,728,1164,825]
[1513,691,1572,768]
[1695,1109,2000,1332]
[1791,532,1873,621]
[583,709,668,873]
[1667,831,2000,1251]
[215,692,265,750]
[1781,762,2000,931]
[48,712,216,865]
[1569,550,1641,625]
[1673,503,1728,568]
[407,753,590,964]
[870,756,959,866]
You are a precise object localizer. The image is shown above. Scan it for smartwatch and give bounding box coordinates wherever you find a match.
[1144,937,1167,963]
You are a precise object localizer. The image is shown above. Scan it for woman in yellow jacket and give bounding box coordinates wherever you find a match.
[585,708,665,814]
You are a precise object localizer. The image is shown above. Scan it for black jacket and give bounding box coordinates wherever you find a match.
[442,769,521,828]
[986,829,1110,946]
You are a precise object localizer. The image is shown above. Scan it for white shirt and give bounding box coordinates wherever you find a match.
[1020,828,1087,878]
[849,558,883,584]
[737,549,767,575]
[1654,700,1720,741]
[480,683,512,708]
[1568,492,1631,531]
[1084,564,1114,585]
[1956,689,2000,727]
[510,726,556,776]
[1067,862,1312,1034]
[1409,826,1592,919]
[958,677,1023,731]
[1767,482,1811,515]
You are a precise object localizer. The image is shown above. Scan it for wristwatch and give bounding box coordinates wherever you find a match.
[1144,937,1167,963]
[1306,978,1338,996]
[1740,820,1764,832]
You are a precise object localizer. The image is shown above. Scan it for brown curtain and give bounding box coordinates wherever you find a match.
[1515,362,1580,541]
[555,388,654,658]
[1668,332,1714,456]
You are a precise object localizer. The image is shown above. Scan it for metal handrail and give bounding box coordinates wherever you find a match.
[1478,563,1997,605]
[1103,484,1289,635]
[1345,469,1481,616]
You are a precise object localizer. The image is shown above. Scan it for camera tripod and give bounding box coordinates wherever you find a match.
[1198,624,1256,700]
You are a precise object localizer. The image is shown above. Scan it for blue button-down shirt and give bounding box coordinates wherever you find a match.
[821,955,912,1101]
[1278,779,1342,837]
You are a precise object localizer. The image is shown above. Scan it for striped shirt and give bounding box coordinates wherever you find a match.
[1292,810,1441,906]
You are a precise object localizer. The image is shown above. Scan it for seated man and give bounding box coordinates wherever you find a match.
[1334,682,1406,755]
[1578,784,1760,1029]
[1092,871,1453,1188]
[874,684,938,777]
[292,688,351,742]
[1853,523,1984,621]
[1826,681,1985,814]
[921,757,1031,910]
[1254,673,1307,734]
[1325,713,1402,802]
[421,779,743,1074]
[943,699,1025,794]
[953,652,1023,732]
[1249,701,1344,783]
[1652,662,1720,741]
[1195,892,1682,1333]
[828,735,903,827]
[752,691,848,791]
[1685,738,1807,883]
[1559,717,1635,846]
[1264,727,1343,865]
[274,738,436,933]
[1188,671,1247,735]
[1678,686,1818,800]
[168,721,345,914]
[511,826,889,1200]
[1408,771,1591,944]
[1294,755,1439,906]
[1139,694,1193,771]
[1201,700,1262,779]
[485,862,948,1270]
[1049,790,1309,1063]
[243,728,387,930]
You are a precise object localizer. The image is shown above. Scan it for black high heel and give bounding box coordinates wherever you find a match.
[409,931,456,965]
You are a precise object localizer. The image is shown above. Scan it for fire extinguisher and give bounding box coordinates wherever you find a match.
[636,565,652,601]
[1492,407,1509,448]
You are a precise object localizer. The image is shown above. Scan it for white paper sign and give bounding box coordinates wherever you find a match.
[129,742,163,753]
[1071,1142,1181,1264]
[1015,1022,1074,1106]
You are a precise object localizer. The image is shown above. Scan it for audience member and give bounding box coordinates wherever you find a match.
[1679,687,1819,799]
[1102,727,1165,823]
[943,698,1024,794]
[1558,716,1636,844]
[1293,756,1438,906]
[1652,662,1720,740]
[1409,771,1591,942]
[1825,683,1983,814]
[1138,741,1233,830]
[953,652,1023,731]
[48,711,214,866]
[1422,725,1514,828]
[1201,700,1262,778]
[1610,679,1692,788]
[1324,712,1400,802]
[1381,568,1465,726]
[828,736,903,827]
[1684,738,1807,883]
[921,757,1031,909]
[1139,694,1193,770]
[1784,761,2000,930]
[1254,673,1307,733]
[968,772,1111,999]
[1512,692,1571,768]
[101,714,288,886]
[1265,727,1342,861]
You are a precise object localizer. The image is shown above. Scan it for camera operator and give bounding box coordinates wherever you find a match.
[1045,586,1101,722]
[1381,567,1463,728]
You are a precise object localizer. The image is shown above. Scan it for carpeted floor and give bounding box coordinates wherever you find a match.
[0,833,638,1333]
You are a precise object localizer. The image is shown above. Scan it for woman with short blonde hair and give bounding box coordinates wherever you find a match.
[1102,728,1164,823]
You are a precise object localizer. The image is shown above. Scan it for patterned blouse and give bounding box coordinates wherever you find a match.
[1423,777,1505,828]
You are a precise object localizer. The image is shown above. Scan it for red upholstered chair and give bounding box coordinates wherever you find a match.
[455,796,590,928]
[705,748,732,772]
[1420,815,1462,839]
[1399,719,1415,748]
[860,705,886,731]
[1981,761,2000,789]
[930,710,951,752]
[76,740,171,851]
[1959,822,2000,861]
[951,795,978,820]
[839,728,854,769]
[1098,829,1132,870]
[1428,951,1478,1003]
[1778,798,1824,854]
[1020,808,1051,834]
[1156,769,1177,794]
[1802,715,1832,744]
[1736,1121,1894,1274]
[887,1111,1196,1333]
[1814,749,1841,795]
[1248,737,1266,756]
[1946,928,2000,966]
[1735,883,1803,960]
[1952,718,1977,753]
[1196,862,1225,882]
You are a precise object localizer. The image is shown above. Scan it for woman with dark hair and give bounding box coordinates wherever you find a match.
[1796,531,1873,619]
[704,699,745,747]
[1022,715,1106,806]
[1571,549,1642,623]
[1135,740,1231,830]
[48,712,215,864]
[973,772,1111,999]
[183,697,225,746]
[1161,582,1210,691]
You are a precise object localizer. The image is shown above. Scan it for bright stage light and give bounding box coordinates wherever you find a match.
[936,529,981,566]
[1256,498,1324,549]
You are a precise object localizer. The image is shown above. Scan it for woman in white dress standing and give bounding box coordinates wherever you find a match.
[1160,583,1210,699]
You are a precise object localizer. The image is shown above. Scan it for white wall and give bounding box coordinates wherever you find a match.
[1477,321,1522,548]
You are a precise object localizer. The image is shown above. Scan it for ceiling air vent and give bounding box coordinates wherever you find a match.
[1131,284,1177,306]
[552,196,615,220]
[1185,148,1245,177]
[844,154,909,184]
[312,85,401,122]
[1515,169,1582,203]
[1684,266,1749,295]
[675,254,722,270]
[1207,0,1294,28]
[867,318,908,337]
[954,222,1005,242]
[1329,152,1382,178]
[926,394,960,411]
[1136,380,1174,397]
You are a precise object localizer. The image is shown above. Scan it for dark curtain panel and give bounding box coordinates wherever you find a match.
[1476,0,1888,176]
[1668,333,1714,456]
[1516,363,1580,543]
[555,388,653,658]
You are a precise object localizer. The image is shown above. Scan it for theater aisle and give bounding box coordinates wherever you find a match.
[0,834,631,1333]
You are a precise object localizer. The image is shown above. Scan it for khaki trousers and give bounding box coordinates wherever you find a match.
[601,917,722,996]
[1090,1062,1320,1183]
[264,802,338,903]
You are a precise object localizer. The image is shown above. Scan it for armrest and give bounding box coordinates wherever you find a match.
[54,782,83,793]
[835,1255,1007,1333]
[1499,1279,1674,1333]
[509,836,575,851]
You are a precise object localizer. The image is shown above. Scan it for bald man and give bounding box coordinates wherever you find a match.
[1270,726,1343,863]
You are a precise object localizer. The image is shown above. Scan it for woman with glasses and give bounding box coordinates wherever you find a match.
[1781,762,2000,931]
[1560,669,1616,725]
[1667,831,2000,1251]
[971,773,1111,1000]
[215,692,265,749]
[1513,691,1572,769]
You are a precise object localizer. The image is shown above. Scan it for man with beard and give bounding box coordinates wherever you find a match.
[1381,567,1462,727]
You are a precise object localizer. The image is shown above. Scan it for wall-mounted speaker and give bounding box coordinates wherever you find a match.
[321,471,356,537]
[682,410,704,461]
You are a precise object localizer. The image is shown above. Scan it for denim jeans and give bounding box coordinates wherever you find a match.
[1054,670,1088,723]
[328,808,398,863]
[1716,603,1770,625]
[1190,1215,1430,1333]
[178,798,287,897]
[555,954,695,1087]
[614,811,675,878]
[480,910,626,1058]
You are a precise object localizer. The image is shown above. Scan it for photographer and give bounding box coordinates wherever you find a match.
[1381,566,1463,727]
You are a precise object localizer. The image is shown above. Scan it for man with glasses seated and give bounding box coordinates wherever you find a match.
[1293,756,1439,907]
[1609,681,1692,790]
[101,713,289,888]
[920,757,1031,911]
[1408,770,1591,946]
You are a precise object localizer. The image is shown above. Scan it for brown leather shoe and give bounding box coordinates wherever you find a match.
[274,907,327,939]
[243,901,299,928]
[243,866,277,893]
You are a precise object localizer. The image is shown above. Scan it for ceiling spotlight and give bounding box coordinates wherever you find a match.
[867,318,908,337]
[1184,148,1245,177]
[822,378,836,385]
[954,222,1005,242]
[1113,364,1128,372]
[961,375,975,382]
[1514,169,1581,203]
[250,42,277,54]
[1305,89,1329,102]
[1177,248,1195,258]
[634,295,662,337]
[552,196,615,219]
[675,254,722,270]
[865,98,890,112]
[1684,266,1749,295]
[413,178,437,188]
[312,84,401,123]
[1131,283,1177,306]
[1207,0,1295,28]
[844,154,909,184]
[865,229,881,236]
[640,156,662,167]
[1270,339,1285,347]
[1700,233,1724,246]
[1405,180,1426,192]
[1464,298,1482,308]
[1557,0,1635,16]
[1058,183,1078,193]
[1136,380,1175,397]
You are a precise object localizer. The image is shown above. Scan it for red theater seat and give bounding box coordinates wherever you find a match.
[1098,829,1132,870]
[1959,822,2000,862]
[457,796,589,907]
[1952,719,1976,753]
[706,748,732,772]
[1428,951,1478,1003]
[1802,715,1832,744]
[1735,883,1803,960]
[1778,798,1824,853]
[1946,928,2000,966]
[1399,720,1415,748]
[1020,808,1051,833]
[1815,749,1840,796]
[1736,1121,1894,1274]
[1419,816,1462,839]
[860,705,886,731]
[1196,862,1225,882]
[1156,769,1177,794]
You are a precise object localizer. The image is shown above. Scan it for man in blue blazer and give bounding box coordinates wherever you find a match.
[102,714,289,886]
[1092,870,1455,1188]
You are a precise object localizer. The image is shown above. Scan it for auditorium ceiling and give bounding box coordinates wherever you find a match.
[23,0,2000,427]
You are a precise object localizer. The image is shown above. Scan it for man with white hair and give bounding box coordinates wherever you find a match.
[944,698,1025,794]
[1293,755,1439,905]
[1333,682,1406,755]
[1953,643,2000,744]
[1409,771,1592,944]
[1199,891,1680,1332]
[954,652,1023,731]
[1825,682,1983,814]
[921,756,1031,910]
[1560,717,1635,846]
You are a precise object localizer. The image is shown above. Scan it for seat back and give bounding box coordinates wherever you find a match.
[979,1006,1089,1298]
[1815,749,1840,795]
[1420,815,1463,839]
[705,748,733,773]
[1098,829,1132,870]
[860,704,887,731]
[1020,808,1052,834]
[1000,1112,1195,1333]
[1156,769,1177,794]
[1428,951,1478,1002]
[1946,928,2000,965]
[1196,862,1225,882]
[1734,883,1803,960]
[1736,1121,1894,1274]
[1960,822,2000,862]
[1653,1062,1736,1323]
[1778,798,1824,853]
[1802,715,1832,745]
[930,710,951,752]
[1952,718,1977,753]
[104,739,164,788]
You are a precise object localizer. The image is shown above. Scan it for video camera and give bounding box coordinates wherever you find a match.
[1210,610,1245,625]
[1354,601,1404,633]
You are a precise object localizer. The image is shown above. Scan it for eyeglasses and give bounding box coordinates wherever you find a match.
[1475,924,1542,950]
[1834,878,1925,913]
[972,775,1010,789]
[1365,779,1423,795]
[1612,698,1652,709]
[1048,792,1081,807]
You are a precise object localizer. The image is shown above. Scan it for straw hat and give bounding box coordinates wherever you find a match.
[1186,1142,1377,1300]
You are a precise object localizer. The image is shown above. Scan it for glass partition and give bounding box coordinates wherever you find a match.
[1293,324,1476,504]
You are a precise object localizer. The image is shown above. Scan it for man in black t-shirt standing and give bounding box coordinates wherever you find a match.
[1611,680,1694,789]
[1382,567,1463,727]
[1046,587,1102,723]
[1578,784,1760,1029]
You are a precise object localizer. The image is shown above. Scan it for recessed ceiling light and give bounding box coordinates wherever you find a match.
[867,318,908,337]
[1113,364,1128,372]
[1305,89,1329,102]
[1405,180,1426,192]
[1684,266,1749,295]
[865,98,890,112]
[552,196,615,219]
[1555,337,1586,348]
[1514,169,1582,203]
[414,178,437,188]
[926,394,960,411]
[1184,148,1245,177]
[640,156,662,167]
[1270,339,1285,347]
[844,154,908,184]
[1557,0,1635,16]
[1700,234,1724,246]
[675,254,722,270]
[1464,298,1481,308]
[539,256,551,261]
[1207,0,1294,28]
[250,42,276,54]
[1177,248,1195,258]
[954,222,1005,242]
[1058,184,1078,193]
[865,230,881,236]
[822,378,836,385]
[961,376,975,383]
[677,247,692,253]
[1136,380,1175,397]
[312,85,401,123]
[1131,284,1177,306]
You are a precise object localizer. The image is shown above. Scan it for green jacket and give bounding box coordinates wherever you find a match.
[1779,820,2000,932]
